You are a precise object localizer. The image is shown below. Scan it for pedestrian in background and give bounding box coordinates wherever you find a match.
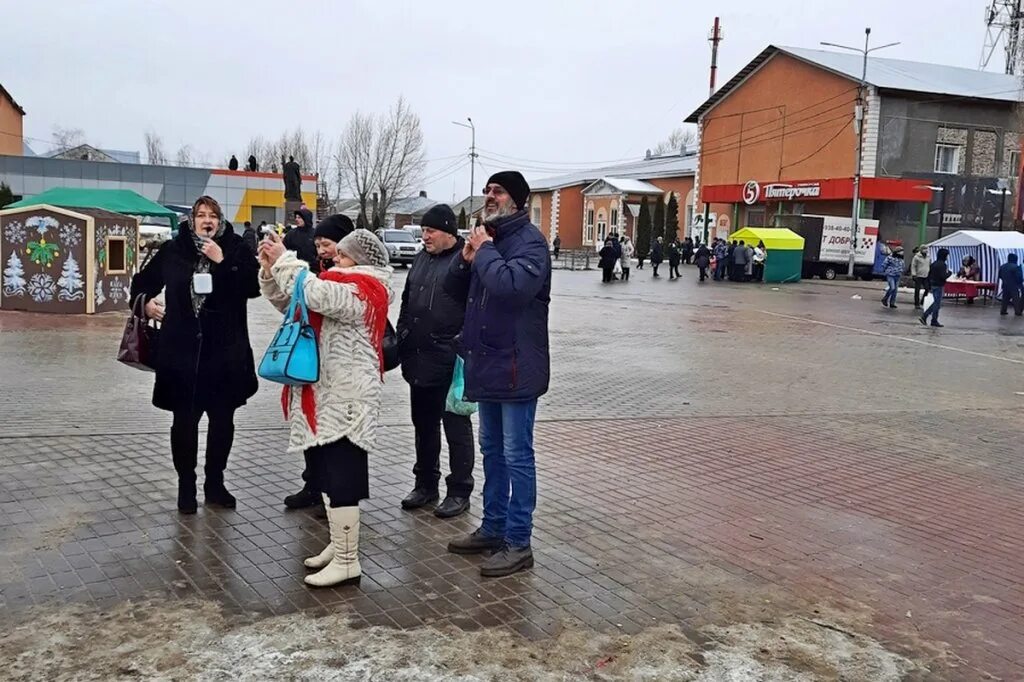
[667,238,682,280]
[552,235,561,260]
[599,237,617,283]
[957,255,982,305]
[881,247,904,309]
[695,241,711,282]
[911,246,930,309]
[445,171,551,578]
[752,241,767,282]
[682,237,694,265]
[650,237,664,278]
[284,208,318,271]
[744,241,754,281]
[998,253,1024,316]
[921,248,951,328]
[259,229,393,588]
[241,221,258,254]
[713,239,729,281]
[619,235,634,281]
[397,204,475,519]
[130,195,260,514]
[282,214,355,516]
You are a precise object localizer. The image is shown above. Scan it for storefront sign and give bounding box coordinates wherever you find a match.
[742,181,760,205]
[701,177,932,204]
[762,182,821,201]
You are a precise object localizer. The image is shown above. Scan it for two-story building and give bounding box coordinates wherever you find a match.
[686,45,1021,247]
[530,151,697,250]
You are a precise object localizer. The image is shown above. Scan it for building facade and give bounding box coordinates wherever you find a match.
[0,154,317,225]
[687,46,1021,247]
[0,85,24,158]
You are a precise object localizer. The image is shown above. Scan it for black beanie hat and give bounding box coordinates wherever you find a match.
[313,214,355,243]
[486,171,530,210]
[421,204,458,235]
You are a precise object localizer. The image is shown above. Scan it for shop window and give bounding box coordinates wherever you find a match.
[746,208,767,227]
[106,236,128,274]
[934,144,961,174]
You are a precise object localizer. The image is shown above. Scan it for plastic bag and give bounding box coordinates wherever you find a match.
[445,356,478,416]
[922,292,934,311]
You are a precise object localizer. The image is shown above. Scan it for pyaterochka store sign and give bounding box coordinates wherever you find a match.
[742,180,822,205]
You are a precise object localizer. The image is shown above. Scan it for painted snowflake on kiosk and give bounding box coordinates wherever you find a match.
[27,273,55,302]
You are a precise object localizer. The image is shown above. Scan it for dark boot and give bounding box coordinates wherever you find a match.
[284,486,321,509]
[447,528,504,555]
[204,481,236,509]
[480,544,534,577]
[434,496,470,519]
[204,408,236,509]
[177,475,197,515]
[401,487,439,510]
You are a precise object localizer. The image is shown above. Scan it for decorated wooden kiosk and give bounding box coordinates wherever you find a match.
[1,189,175,314]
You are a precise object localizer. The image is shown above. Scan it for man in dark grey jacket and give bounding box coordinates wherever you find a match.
[397,204,475,518]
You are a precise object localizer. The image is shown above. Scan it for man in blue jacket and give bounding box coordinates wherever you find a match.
[444,170,551,577]
[998,252,1024,316]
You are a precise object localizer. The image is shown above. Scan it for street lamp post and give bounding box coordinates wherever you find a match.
[452,118,477,221]
[821,29,900,278]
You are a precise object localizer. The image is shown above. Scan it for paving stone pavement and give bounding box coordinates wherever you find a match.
[1,267,1023,679]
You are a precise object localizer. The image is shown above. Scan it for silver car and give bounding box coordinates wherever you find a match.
[377,229,422,266]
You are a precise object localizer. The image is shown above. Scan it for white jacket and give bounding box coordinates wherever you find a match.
[260,252,394,454]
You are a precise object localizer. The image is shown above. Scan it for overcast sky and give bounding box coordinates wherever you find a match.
[2,0,1004,202]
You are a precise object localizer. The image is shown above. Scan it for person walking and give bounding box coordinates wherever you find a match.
[920,248,951,328]
[713,239,729,281]
[998,253,1024,316]
[130,196,260,513]
[259,228,393,588]
[552,235,561,260]
[650,237,664,278]
[694,241,711,282]
[284,207,319,271]
[881,247,905,309]
[667,238,682,280]
[397,204,475,518]
[682,237,694,265]
[444,171,551,578]
[911,246,931,310]
[619,235,634,281]
[598,237,617,283]
[281,214,356,515]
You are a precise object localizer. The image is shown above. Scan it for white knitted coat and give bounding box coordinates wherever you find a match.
[259,252,394,454]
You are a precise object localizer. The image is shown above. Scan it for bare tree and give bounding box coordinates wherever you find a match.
[373,97,426,218]
[175,144,194,167]
[336,112,378,226]
[144,131,168,165]
[651,126,697,156]
[51,125,86,154]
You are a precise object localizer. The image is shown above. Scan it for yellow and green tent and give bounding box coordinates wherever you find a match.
[729,227,804,283]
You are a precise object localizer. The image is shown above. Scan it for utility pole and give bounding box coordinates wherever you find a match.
[980,0,1024,74]
[821,29,900,278]
[452,118,477,219]
[708,17,723,98]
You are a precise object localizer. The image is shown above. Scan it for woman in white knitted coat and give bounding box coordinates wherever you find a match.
[258,229,393,588]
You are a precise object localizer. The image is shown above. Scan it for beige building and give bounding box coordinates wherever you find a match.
[0,84,25,157]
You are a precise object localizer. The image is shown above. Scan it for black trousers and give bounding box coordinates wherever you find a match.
[669,263,681,279]
[699,266,708,282]
[306,438,369,507]
[913,277,929,307]
[170,407,236,485]
[1001,287,1024,315]
[652,263,660,276]
[410,384,475,498]
[753,263,765,282]
[621,267,630,281]
[601,267,614,283]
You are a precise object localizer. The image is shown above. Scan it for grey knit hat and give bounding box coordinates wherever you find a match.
[339,229,390,267]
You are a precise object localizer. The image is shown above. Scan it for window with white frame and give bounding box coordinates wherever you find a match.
[1009,150,1020,177]
[531,206,541,226]
[596,210,607,243]
[610,208,618,232]
[934,144,961,174]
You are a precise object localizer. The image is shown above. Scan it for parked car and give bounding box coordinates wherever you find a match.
[404,225,424,243]
[376,228,422,266]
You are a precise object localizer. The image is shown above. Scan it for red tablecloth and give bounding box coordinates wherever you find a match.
[944,281,995,299]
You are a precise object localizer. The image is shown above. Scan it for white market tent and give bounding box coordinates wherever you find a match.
[927,230,1024,296]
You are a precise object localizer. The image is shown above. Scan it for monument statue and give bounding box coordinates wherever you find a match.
[283,156,302,201]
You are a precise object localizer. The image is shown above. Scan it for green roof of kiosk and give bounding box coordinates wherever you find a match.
[7,188,178,225]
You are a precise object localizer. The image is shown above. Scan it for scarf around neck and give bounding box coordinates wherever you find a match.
[189,223,227,315]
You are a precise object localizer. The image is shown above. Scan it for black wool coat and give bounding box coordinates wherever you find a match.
[130,228,261,413]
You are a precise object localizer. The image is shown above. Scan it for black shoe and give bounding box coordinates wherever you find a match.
[919,315,928,326]
[401,487,439,510]
[1001,311,1009,316]
[931,322,944,328]
[204,482,236,509]
[177,479,197,515]
[890,304,898,310]
[447,528,504,555]
[284,486,320,510]
[480,544,534,577]
[434,496,470,519]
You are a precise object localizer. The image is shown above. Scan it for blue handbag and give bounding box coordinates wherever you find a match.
[258,269,320,385]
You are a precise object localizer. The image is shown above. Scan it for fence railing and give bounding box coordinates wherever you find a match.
[551,249,593,270]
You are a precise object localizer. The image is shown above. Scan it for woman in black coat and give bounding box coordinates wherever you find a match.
[130,196,260,513]
[598,238,617,283]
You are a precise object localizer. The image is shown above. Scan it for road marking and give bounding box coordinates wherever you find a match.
[760,311,1024,365]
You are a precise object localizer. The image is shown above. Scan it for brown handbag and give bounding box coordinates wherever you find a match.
[117,295,160,372]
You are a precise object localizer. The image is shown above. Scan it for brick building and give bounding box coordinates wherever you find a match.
[530,152,696,250]
[686,45,1021,246]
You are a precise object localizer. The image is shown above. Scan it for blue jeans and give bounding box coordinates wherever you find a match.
[714,260,727,280]
[478,400,538,547]
[883,275,900,305]
[923,286,944,323]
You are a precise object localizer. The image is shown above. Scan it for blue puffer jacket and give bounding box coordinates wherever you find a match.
[445,210,551,402]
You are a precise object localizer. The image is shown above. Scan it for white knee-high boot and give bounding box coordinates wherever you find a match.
[303,495,336,569]
[304,505,361,587]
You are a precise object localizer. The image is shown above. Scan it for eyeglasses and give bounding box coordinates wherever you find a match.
[482,185,508,197]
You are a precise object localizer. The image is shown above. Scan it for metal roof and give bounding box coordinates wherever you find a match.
[686,45,1021,123]
[0,83,25,115]
[389,195,437,215]
[532,152,697,191]
[583,177,665,195]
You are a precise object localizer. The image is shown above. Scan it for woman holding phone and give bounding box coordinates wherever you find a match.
[130,195,261,514]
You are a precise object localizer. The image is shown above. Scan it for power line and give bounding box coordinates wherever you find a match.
[697,100,857,155]
[780,119,853,169]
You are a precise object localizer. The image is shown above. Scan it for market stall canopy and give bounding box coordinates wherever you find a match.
[927,230,1024,250]
[926,230,1024,295]
[729,227,805,283]
[7,188,179,226]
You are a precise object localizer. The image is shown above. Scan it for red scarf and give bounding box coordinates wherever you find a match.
[281,269,389,434]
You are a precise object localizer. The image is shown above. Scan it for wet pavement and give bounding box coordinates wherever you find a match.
[1,265,1023,680]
